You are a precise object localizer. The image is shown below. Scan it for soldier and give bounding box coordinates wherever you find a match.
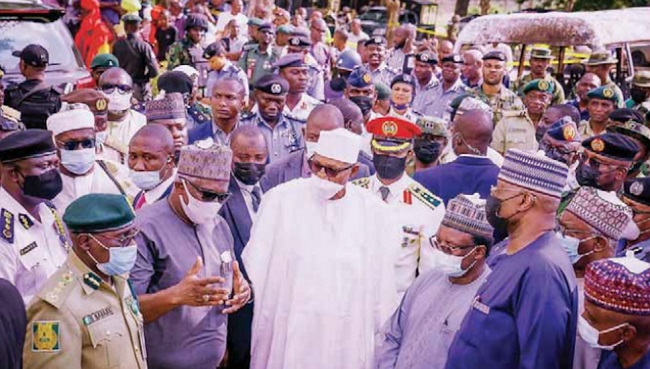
[4,44,61,130]
[423,54,470,120]
[411,50,440,113]
[607,121,650,179]
[491,79,554,155]
[353,116,445,295]
[0,130,68,303]
[22,194,146,369]
[471,50,524,124]
[511,47,565,105]
[238,22,280,87]
[582,51,625,107]
[89,53,119,87]
[240,74,305,163]
[626,71,650,116]
[166,13,209,70]
[204,41,249,100]
[387,74,421,123]
[408,116,448,175]
[363,36,399,87]
[276,53,321,120]
[578,86,619,138]
[112,14,159,103]
[158,70,213,129]
[47,106,137,212]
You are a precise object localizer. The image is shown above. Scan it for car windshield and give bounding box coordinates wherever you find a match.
[0,20,79,73]
[360,10,387,22]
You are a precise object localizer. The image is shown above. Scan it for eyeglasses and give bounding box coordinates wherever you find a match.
[556,224,599,239]
[99,84,133,95]
[57,138,96,150]
[429,236,476,255]
[89,229,140,248]
[184,179,231,203]
[308,158,353,178]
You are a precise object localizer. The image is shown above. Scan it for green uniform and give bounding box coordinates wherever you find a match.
[237,45,280,87]
[471,84,525,125]
[512,73,565,105]
[491,110,539,155]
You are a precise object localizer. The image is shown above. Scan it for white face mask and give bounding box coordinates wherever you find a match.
[130,169,163,191]
[309,175,344,201]
[577,315,627,350]
[431,247,477,277]
[105,91,133,112]
[180,180,222,224]
[305,141,317,159]
[61,148,96,175]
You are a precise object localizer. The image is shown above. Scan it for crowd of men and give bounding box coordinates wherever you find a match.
[1,1,650,369]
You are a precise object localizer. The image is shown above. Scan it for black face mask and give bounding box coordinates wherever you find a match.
[233,162,266,186]
[575,162,600,188]
[630,87,648,104]
[373,154,406,180]
[485,193,523,235]
[413,139,441,164]
[20,169,63,200]
[349,96,374,117]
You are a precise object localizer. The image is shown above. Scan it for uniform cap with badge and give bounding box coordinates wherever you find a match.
[482,50,506,62]
[364,36,387,47]
[366,117,422,152]
[46,104,95,137]
[254,74,289,95]
[607,121,650,154]
[587,86,619,103]
[390,73,415,89]
[274,53,309,70]
[257,22,276,34]
[623,177,650,207]
[441,54,463,64]
[61,89,109,115]
[523,78,555,95]
[177,139,233,181]
[146,92,186,121]
[582,50,618,66]
[288,28,311,47]
[582,133,638,163]
[0,129,56,163]
[499,149,569,198]
[12,44,49,68]
[529,47,554,60]
[414,51,438,65]
[90,53,119,69]
[347,66,374,88]
[544,117,581,143]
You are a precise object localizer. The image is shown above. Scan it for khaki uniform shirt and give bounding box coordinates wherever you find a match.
[512,73,566,105]
[23,252,147,369]
[491,110,539,154]
[578,119,610,139]
[472,85,525,125]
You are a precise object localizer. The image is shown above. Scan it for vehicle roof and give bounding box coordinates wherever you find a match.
[454,8,650,50]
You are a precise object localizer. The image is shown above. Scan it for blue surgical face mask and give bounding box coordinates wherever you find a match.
[87,234,138,276]
[130,169,163,191]
[556,232,598,265]
[61,148,96,175]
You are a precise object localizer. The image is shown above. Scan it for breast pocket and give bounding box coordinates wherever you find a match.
[17,242,47,291]
[86,316,129,369]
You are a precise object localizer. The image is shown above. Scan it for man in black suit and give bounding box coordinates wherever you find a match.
[219,124,268,369]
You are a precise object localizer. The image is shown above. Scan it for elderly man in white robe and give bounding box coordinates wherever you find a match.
[243,126,402,369]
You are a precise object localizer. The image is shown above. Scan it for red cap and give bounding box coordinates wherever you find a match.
[366,117,422,140]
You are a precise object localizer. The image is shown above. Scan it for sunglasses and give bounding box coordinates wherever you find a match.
[57,138,96,151]
[99,84,133,94]
[307,158,353,178]
[184,179,231,203]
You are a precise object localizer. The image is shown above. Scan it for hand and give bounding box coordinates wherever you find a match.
[223,261,251,314]
[172,257,230,307]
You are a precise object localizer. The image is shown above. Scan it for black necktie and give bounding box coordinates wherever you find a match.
[379,186,390,202]
[251,186,262,213]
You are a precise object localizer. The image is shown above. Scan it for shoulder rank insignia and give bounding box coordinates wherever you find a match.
[18,213,33,230]
[408,183,442,210]
[1,208,14,244]
[83,272,102,290]
[32,321,60,352]
[42,270,75,306]
[351,177,371,189]
[188,105,209,124]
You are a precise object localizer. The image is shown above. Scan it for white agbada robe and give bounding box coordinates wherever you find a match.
[243,177,401,369]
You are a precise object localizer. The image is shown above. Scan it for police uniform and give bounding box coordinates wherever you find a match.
[0,130,69,303]
[511,48,565,105]
[363,37,399,86]
[275,53,323,120]
[240,75,304,162]
[237,23,280,87]
[423,54,471,120]
[353,116,445,294]
[387,73,422,123]
[287,32,326,101]
[411,51,440,113]
[23,194,147,369]
[204,41,250,98]
[578,85,620,139]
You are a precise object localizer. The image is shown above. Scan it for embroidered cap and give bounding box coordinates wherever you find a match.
[177,138,232,181]
[498,149,569,198]
[442,193,494,241]
[146,92,186,121]
[585,257,650,316]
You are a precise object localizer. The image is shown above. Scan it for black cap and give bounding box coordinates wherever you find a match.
[203,41,225,59]
[274,53,309,69]
[483,51,506,62]
[609,108,645,124]
[0,129,56,163]
[157,71,193,94]
[582,133,638,162]
[364,36,387,47]
[12,44,49,67]
[254,74,289,95]
[414,51,438,65]
[623,178,650,206]
[258,22,275,33]
[185,13,209,31]
[441,54,464,64]
[390,73,415,89]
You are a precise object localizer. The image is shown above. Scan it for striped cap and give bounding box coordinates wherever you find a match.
[585,257,650,316]
[499,149,568,198]
[442,193,494,240]
[564,186,634,241]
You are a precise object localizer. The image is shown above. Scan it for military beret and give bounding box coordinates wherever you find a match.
[414,51,438,65]
[254,74,289,95]
[390,73,415,89]
[367,117,422,151]
[90,53,119,69]
[582,133,638,162]
[545,117,581,142]
[523,78,555,95]
[274,53,309,69]
[623,177,650,207]
[122,13,142,23]
[247,17,264,26]
[441,54,463,64]
[257,22,275,33]
[364,36,386,47]
[416,116,448,137]
[483,51,506,62]
[203,41,225,59]
[632,71,650,88]
[61,89,109,114]
[277,24,294,34]
[607,121,650,153]
[0,110,23,132]
[157,71,193,95]
[587,86,619,103]
[63,194,135,233]
[0,129,56,163]
[347,66,373,88]
[375,81,391,100]
[609,108,645,124]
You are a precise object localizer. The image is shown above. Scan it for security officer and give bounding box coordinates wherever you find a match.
[408,116,448,175]
[240,74,305,163]
[158,70,213,129]
[112,14,159,103]
[0,64,22,124]
[286,30,325,101]
[511,47,565,105]
[166,13,209,70]
[578,85,618,138]
[23,194,147,369]
[471,50,524,125]
[5,44,62,130]
[0,130,68,303]
[626,71,650,116]
[411,50,440,113]
[352,116,445,295]
[204,41,249,100]
[276,53,322,121]
[89,53,119,86]
[619,177,650,262]
[238,22,280,87]
[387,73,421,123]
[325,49,363,102]
[363,36,399,87]
[582,50,625,107]
[491,78,554,154]
[0,109,24,140]
[607,120,650,178]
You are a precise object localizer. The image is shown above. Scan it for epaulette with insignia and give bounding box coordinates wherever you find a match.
[39,269,76,309]
[240,112,256,122]
[351,177,371,189]
[283,113,306,124]
[83,272,102,291]
[188,105,210,124]
[1,208,14,244]
[408,183,442,210]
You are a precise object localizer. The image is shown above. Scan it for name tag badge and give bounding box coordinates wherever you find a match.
[19,242,42,269]
[472,296,490,315]
[82,307,115,326]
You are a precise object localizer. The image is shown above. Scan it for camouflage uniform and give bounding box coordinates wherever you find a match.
[166,37,202,70]
[472,85,525,125]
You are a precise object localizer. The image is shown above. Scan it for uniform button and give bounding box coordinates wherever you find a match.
[135,347,140,352]
[106,330,111,336]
